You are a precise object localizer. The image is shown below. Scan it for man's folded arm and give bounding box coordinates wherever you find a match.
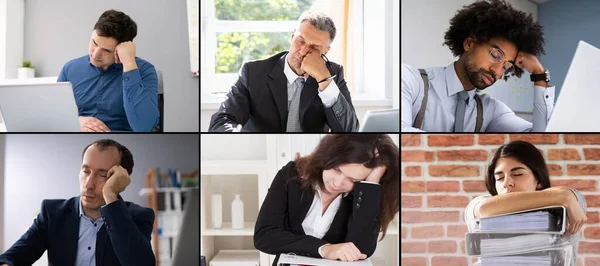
[100,197,155,266]
[323,65,359,132]
[0,201,50,266]
[208,63,252,132]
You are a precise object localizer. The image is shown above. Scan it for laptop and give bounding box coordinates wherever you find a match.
[172,188,199,266]
[0,82,80,132]
[546,40,600,132]
[359,109,400,132]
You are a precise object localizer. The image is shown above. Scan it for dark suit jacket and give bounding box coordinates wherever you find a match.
[254,161,381,266]
[0,196,155,266]
[209,51,360,132]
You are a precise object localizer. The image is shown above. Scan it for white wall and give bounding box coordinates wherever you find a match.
[0,0,24,79]
[2,134,199,265]
[401,0,537,68]
[393,0,399,108]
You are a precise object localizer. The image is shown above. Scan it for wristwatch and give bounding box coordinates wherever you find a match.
[530,69,550,82]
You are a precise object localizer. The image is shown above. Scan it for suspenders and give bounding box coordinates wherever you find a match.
[413,69,483,132]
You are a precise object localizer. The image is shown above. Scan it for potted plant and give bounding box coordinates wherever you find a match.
[17,60,35,79]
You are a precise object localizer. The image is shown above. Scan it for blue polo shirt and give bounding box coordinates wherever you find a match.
[58,55,159,132]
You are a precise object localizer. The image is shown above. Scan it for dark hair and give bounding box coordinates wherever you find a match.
[94,9,137,43]
[294,134,399,240]
[486,140,551,195]
[82,139,134,175]
[443,0,545,78]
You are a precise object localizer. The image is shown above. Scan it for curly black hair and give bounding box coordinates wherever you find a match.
[443,0,545,78]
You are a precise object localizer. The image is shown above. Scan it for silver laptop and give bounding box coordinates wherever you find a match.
[0,82,80,132]
[172,188,199,266]
[546,41,600,132]
[359,109,400,132]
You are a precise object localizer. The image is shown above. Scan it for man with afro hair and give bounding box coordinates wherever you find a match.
[402,0,553,132]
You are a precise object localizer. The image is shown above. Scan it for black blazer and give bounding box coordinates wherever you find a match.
[254,161,381,266]
[209,51,360,132]
[0,196,155,266]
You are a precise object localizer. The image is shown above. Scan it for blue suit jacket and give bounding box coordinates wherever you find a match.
[0,196,155,266]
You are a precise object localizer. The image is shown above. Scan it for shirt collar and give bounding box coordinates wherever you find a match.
[445,62,477,104]
[283,53,305,85]
[86,55,123,72]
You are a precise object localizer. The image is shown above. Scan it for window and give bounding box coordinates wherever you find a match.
[187,0,199,76]
[201,0,394,105]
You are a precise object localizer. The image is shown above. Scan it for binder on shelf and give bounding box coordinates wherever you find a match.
[477,206,566,234]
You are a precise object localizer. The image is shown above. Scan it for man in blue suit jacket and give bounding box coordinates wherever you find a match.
[0,139,155,266]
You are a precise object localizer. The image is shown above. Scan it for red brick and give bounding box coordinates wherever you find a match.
[401,134,421,146]
[548,164,563,176]
[402,150,434,162]
[460,240,467,254]
[428,240,457,253]
[428,135,474,147]
[584,148,600,160]
[552,179,597,192]
[462,180,487,192]
[567,164,600,176]
[427,195,470,207]
[401,226,407,239]
[585,195,600,207]
[427,181,460,192]
[402,211,460,223]
[401,257,426,266]
[587,212,600,224]
[565,134,600,144]
[437,150,488,161]
[429,165,479,177]
[548,148,582,161]
[402,242,427,253]
[584,226,600,239]
[405,166,422,177]
[447,225,468,238]
[478,134,505,145]
[509,134,559,144]
[431,256,468,266]
[578,241,600,253]
[401,195,422,208]
[402,181,425,193]
[585,258,600,266]
[411,225,444,239]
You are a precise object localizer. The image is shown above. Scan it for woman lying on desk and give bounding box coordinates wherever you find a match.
[254,134,399,266]
[465,140,587,266]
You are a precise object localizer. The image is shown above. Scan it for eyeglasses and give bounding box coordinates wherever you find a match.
[489,47,515,76]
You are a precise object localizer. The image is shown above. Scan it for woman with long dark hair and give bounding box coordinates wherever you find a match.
[465,140,587,266]
[254,134,399,265]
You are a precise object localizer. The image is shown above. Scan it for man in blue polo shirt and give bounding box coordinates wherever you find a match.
[58,10,159,132]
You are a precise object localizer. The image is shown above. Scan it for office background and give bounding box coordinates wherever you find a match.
[200,0,400,131]
[401,134,600,266]
[402,0,600,122]
[0,0,199,132]
[0,134,199,266]
[201,134,400,266]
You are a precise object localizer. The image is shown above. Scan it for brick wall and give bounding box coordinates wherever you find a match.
[401,134,600,266]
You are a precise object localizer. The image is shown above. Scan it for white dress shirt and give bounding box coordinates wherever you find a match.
[76,199,105,266]
[283,53,340,108]
[401,62,555,132]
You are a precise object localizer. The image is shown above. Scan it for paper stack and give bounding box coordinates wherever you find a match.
[466,206,573,266]
[277,254,373,266]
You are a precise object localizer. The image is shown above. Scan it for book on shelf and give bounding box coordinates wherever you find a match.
[277,254,372,266]
[477,205,566,234]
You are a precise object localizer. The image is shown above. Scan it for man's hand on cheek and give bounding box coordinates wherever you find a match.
[300,51,330,81]
[102,165,131,204]
[115,41,138,72]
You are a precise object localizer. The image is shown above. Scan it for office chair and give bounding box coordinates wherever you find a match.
[153,70,164,132]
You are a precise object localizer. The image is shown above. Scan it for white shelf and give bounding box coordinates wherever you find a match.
[138,186,197,197]
[201,160,268,175]
[203,222,255,236]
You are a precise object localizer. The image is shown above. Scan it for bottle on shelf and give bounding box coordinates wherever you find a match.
[211,194,223,229]
[231,194,244,230]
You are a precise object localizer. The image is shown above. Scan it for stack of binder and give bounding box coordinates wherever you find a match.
[465,206,573,266]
